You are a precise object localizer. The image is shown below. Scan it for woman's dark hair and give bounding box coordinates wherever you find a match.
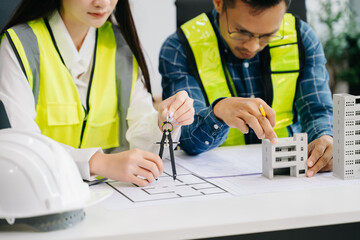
[1,0,59,33]
[114,1,151,94]
[1,0,152,94]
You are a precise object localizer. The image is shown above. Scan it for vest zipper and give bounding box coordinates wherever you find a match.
[79,30,98,148]
[79,107,88,148]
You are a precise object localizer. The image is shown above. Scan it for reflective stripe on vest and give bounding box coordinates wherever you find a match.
[6,19,137,149]
[268,14,299,135]
[180,13,300,146]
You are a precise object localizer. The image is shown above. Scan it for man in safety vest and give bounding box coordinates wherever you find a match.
[159,0,333,177]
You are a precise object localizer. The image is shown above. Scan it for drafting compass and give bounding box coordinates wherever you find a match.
[157,112,179,180]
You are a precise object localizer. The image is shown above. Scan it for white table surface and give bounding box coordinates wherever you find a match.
[1,182,360,240]
[2,146,360,240]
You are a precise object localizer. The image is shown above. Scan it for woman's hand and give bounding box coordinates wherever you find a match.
[89,149,163,187]
[157,90,195,128]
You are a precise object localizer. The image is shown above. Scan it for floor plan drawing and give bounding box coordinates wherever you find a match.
[96,152,360,210]
[105,162,228,204]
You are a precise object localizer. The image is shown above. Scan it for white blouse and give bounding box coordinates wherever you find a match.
[0,11,180,180]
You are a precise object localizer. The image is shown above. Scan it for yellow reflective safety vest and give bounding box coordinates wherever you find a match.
[178,12,304,146]
[4,19,138,149]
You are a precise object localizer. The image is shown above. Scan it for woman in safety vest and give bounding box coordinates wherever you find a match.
[0,0,195,187]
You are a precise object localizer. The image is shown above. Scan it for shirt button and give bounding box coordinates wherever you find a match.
[205,141,210,145]
[224,49,228,53]
[214,124,219,130]
[244,62,249,68]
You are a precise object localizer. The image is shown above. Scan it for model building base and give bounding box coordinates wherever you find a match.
[262,133,308,179]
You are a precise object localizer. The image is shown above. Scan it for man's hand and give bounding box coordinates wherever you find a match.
[307,135,333,177]
[213,97,278,144]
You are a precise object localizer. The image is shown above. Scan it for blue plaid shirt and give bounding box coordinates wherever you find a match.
[159,9,333,155]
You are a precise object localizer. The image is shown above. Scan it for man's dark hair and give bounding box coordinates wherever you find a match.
[223,0,292,11]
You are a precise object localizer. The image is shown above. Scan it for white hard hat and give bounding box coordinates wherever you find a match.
[0,129,90,231]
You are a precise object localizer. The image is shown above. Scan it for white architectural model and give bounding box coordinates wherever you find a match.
[333,94,360,180]
[262,133,307,179]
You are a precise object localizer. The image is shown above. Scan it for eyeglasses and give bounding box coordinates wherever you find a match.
[225,9,284,44]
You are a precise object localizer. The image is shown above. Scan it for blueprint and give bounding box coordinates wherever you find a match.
[175,145,262,178]
[100,161,231,209]
[95,146,360,209]
[108,172,227,203]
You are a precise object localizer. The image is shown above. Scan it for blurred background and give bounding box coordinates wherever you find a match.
[1,0,359,98]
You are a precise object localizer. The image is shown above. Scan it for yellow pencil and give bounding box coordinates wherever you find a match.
[259,104,266,117]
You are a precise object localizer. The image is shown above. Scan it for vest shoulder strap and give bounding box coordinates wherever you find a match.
[5,23,40,105]
[111,24,136,148]
[177,24,209,106]
[260,14,305,121]
[178,12,235,106]
[111,24,134,107]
